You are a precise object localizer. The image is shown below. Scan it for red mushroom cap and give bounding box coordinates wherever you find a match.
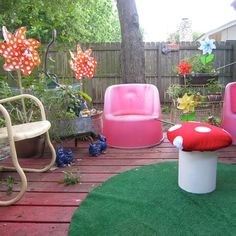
[167,122,232,151]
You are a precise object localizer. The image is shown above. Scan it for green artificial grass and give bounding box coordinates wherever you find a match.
[69,162,236,236]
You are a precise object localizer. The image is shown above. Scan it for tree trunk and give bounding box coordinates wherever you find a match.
[116,0,146,84]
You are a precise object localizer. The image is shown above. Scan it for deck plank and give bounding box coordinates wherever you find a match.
[0,206,77,222]
[0,223,69,236]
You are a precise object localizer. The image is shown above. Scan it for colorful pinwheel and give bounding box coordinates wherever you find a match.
[0,26,41,76]
[198,37,216,55]
[177,61,192,75]
[70,45,97,80]
[198,37,216,66]
[177,93,199,121]
[177,93,198,114]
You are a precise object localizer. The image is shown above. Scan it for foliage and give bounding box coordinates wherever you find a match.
[59,169,80,186]
[187,54,215,73]
[161,105,171,113]
[0,74,90,128]
[166,83,195,99]
[0,77,28,125]
[0,0,121,43]
[6,176,15,195]
[0,176,16,195]
[166,31,202,42]
[166,84,183,99]
[177,38,217,75]
[30,81,89,120]
[206,78,222,93]
[0,77,14,98]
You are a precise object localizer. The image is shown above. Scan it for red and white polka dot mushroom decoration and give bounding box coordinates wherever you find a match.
[167,122,232,152]
[167,121,232,194]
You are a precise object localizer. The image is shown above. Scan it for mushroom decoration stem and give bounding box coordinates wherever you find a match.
[167,121,232,194]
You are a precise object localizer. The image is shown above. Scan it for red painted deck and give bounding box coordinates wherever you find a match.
[0,135,236,236]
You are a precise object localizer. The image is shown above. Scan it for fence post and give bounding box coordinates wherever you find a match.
[226,40,236,82]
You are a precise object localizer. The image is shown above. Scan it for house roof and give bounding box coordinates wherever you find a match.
[231,0,236,10]
[198,19,236,40]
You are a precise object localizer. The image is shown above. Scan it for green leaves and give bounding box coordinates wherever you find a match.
[78,90,92,103]
[200,54,214,65]
[59,169,80,186]
[0,0,121,43]
[181,112,196,122]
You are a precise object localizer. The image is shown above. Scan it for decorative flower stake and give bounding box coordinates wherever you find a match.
[198,37,216,66]
[69,44,97,113]
[177,61,192,86]
[177,93,198,121]
[0,26,41,121]
[70,45,97,80]
[177,61,192,75]
[0,26,41,92]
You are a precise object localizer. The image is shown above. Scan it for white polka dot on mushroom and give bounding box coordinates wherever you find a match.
[195,126,211,133]
[168,124,182,132]
[173,136,183,150]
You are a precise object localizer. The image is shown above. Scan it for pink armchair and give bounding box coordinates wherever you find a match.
[102,84,163,148]
[221,82,236,144]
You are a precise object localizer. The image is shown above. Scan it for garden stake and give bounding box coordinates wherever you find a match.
[154,118,175,126]
[17,70,27,122]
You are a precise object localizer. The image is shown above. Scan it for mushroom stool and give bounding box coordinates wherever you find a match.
[167,122,232,194]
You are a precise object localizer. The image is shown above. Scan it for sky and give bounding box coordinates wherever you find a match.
[135,0,236,41]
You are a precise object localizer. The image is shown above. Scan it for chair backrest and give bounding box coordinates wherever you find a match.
[230,83,236,114]
[104,84,160,115]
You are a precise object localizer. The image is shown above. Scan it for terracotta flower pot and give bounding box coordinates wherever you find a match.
[15,135,46,158]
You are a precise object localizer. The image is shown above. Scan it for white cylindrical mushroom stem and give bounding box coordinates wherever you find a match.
[178,150,218,194]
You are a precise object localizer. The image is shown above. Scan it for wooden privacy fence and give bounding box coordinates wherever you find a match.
[0,41,236,103]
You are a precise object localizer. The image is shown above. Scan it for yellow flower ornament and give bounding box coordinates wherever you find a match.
[177,93,198,113]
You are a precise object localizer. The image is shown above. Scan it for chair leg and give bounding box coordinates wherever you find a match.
[2,132,56,173]
[0,132,56,206]
[16,132,56,173]
[0,142,28,206]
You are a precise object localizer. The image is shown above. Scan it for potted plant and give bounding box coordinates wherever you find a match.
[38,86,92,140]
[166,84,183,100]
[206,78,222,101]
[166,83,196,100]
[177,37,218,85]
[35,44,101,141]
